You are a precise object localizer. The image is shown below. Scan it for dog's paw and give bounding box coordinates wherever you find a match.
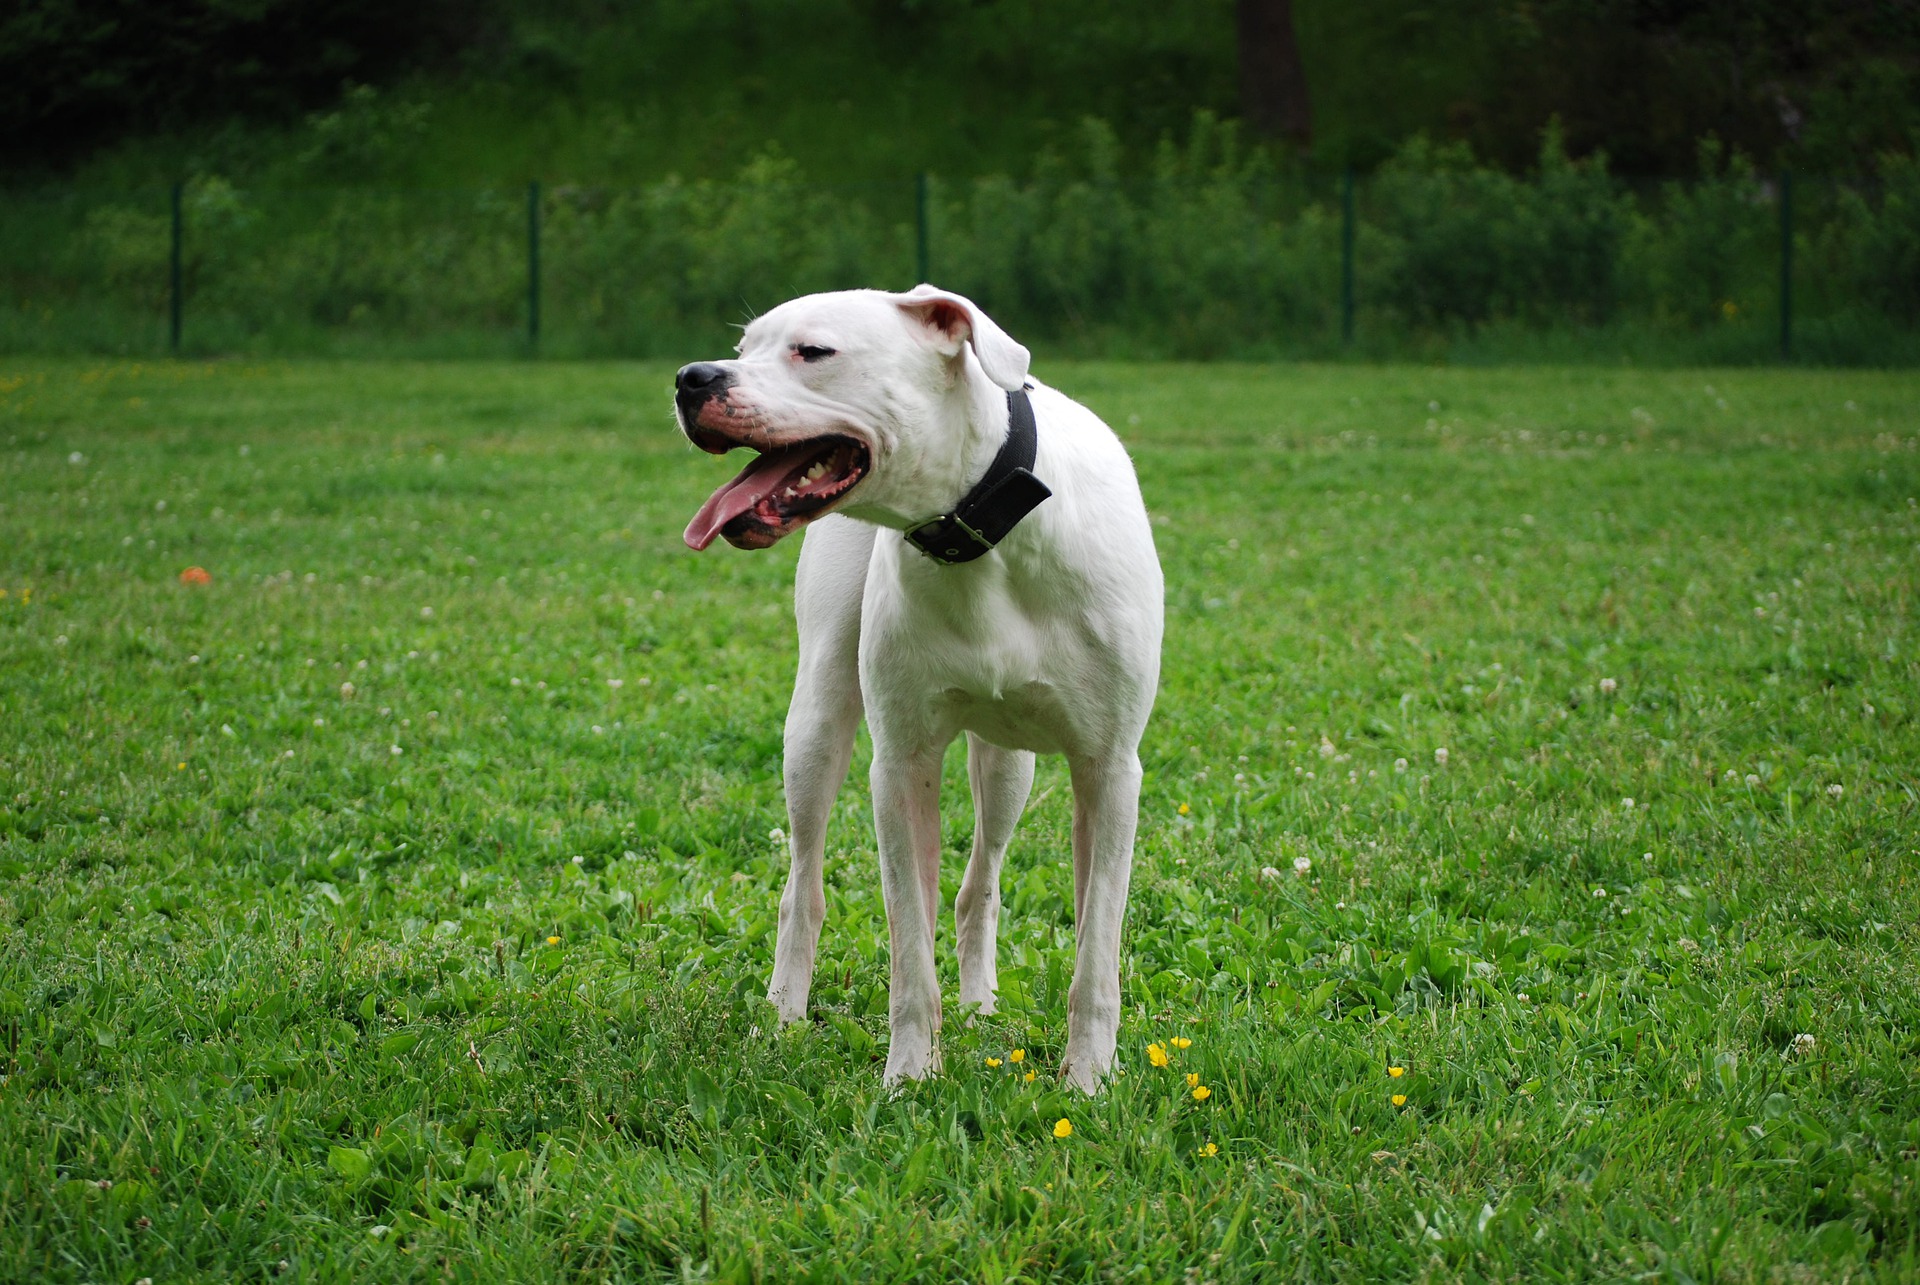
[1059,1055,1109,1096]
[765,991,810,1027]
[881,1039,942,1086]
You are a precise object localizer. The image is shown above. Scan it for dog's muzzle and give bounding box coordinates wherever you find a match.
[675,362,735,451]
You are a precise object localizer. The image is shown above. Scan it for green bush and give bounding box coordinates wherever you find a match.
[3,114,1918,360]
[1627,139,1774,327]
[1366,126,1630,328]
[1820,153,1920,324]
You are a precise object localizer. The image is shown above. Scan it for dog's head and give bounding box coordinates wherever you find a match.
[674,286,1029,551]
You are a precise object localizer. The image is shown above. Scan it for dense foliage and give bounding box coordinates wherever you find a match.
[8,0,1917,185]
[0,0,476,168]
[5,118,1918,362]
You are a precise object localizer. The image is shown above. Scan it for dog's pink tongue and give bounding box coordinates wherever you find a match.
[684,445,808,550]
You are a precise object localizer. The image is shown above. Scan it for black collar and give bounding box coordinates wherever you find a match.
[905,387,1052,564]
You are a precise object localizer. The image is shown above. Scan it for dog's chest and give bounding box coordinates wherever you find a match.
[928,677,1072,754]
[865,603,1099,753]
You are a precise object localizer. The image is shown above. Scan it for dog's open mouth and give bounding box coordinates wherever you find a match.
[683,435,870,551]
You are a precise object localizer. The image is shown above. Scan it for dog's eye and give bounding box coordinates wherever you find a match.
[794,344,836,363]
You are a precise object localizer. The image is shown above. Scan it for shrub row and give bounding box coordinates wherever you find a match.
[4,118,1918,359]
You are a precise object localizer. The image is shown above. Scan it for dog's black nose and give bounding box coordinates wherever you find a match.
[676,363,731,396]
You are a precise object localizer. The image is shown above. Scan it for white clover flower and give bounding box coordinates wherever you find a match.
[769,827,786,843]
[1592,886,1607,898]
[1623,797,1635,809]
[1394,758,1408,772]
[1789,1033,1815,1057]
[340,681,355,698]
[1259,866,1283,881]
[389,745,402,755]
[420,606,433,619]
[1516,993,1530,1003]
[571,855,584,865]
[1827,783,1843,798]
[1293,855,1312,876]
[607,678,624,688]
[1599,677,1617,694]
[313,717,325,727]
[1745,773,1760,787]
[1434,747,1449,766]
[591,725,604,734]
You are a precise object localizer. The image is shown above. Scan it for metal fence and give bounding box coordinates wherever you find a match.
[2,168,1914,363]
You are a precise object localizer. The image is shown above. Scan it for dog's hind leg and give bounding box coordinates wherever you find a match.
[955,733,1034,1017]
[768,517,874,1025]
[1059,751,1143,1094]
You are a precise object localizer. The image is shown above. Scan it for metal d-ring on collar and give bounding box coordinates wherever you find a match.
[904,387,1053,564]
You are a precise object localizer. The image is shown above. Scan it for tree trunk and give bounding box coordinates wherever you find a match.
[1237,0,1312,148]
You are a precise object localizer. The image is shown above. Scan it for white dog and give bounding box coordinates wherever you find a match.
[673,286,1163,1092]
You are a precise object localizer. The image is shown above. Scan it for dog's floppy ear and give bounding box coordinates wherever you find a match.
[892,284,1030,392]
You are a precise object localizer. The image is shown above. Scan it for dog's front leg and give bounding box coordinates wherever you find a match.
[767,690,860,1024]
[766,517,871,1025]
[955,733,1034,1016]
[871,745,946,1083]
[1060,751,1143,1094]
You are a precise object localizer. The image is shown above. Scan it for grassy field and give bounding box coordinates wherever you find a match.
[2,356,1917,1282]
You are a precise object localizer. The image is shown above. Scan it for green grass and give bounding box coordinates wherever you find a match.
[2,356,1917,1282]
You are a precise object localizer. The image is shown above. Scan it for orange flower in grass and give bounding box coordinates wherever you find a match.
[179,566,211,585]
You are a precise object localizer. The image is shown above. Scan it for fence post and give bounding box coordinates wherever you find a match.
[527,180,541,352]
[915,172,931,285]
[1340,166,1355,346]
[169,182,183,353]
[1778,170,1793,361]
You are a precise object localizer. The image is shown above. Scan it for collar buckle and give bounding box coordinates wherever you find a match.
[904,388,1051,566]
[905,513,994,564]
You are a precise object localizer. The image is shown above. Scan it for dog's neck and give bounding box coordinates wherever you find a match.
[844,360,1017,532]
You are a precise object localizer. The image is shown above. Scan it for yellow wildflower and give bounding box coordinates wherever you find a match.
[1199,1142,1218,1158]
[1186,1072,1199,1088]
[1192,1085,1211,1102]
[1008,1049,1025,1063]
[1177,803,1190,816]
[546,935,560,945]
[1147,1043,1170,1068]
[1171,1036,1191,1050]
[1053,1118,1073,1139]
[1391,1094,1407,1107]
[985,1057,1002,1068]
[1388,1065,1405,1078]
[1023,1071,1036,1083]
